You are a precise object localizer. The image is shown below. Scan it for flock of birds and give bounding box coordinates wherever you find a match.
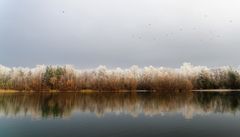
[60,9,233,42]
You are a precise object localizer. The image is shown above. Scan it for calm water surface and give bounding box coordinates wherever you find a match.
[0,92,240,137]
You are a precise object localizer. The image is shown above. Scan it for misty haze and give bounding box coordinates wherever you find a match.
[1,0,240,137]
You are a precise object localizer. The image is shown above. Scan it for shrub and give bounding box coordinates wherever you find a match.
[0,63,240,91]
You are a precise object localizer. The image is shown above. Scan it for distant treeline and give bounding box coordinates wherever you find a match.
[0,63,240,91]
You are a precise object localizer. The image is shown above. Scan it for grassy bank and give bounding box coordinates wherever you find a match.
[1,63,240,91]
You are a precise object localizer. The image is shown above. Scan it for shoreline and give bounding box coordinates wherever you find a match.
[192,89,240,92]
[1,89,240,93]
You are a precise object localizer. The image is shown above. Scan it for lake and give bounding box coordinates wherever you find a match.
[0,91,240,137]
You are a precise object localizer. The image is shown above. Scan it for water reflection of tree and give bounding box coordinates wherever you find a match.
[0,92,240,119]
[194,92,240,114]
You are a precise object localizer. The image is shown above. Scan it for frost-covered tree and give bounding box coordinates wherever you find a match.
[0,63,240,91]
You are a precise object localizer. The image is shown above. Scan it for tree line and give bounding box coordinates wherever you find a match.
[0,63,240,91]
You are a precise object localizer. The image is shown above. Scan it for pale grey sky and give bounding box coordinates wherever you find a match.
[1,0,240,68]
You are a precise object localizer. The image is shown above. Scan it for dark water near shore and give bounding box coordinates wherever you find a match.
[0,91,240,137]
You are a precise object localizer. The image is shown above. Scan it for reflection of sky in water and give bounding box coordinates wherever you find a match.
[0,111,240,137]
[0,92,240,137]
